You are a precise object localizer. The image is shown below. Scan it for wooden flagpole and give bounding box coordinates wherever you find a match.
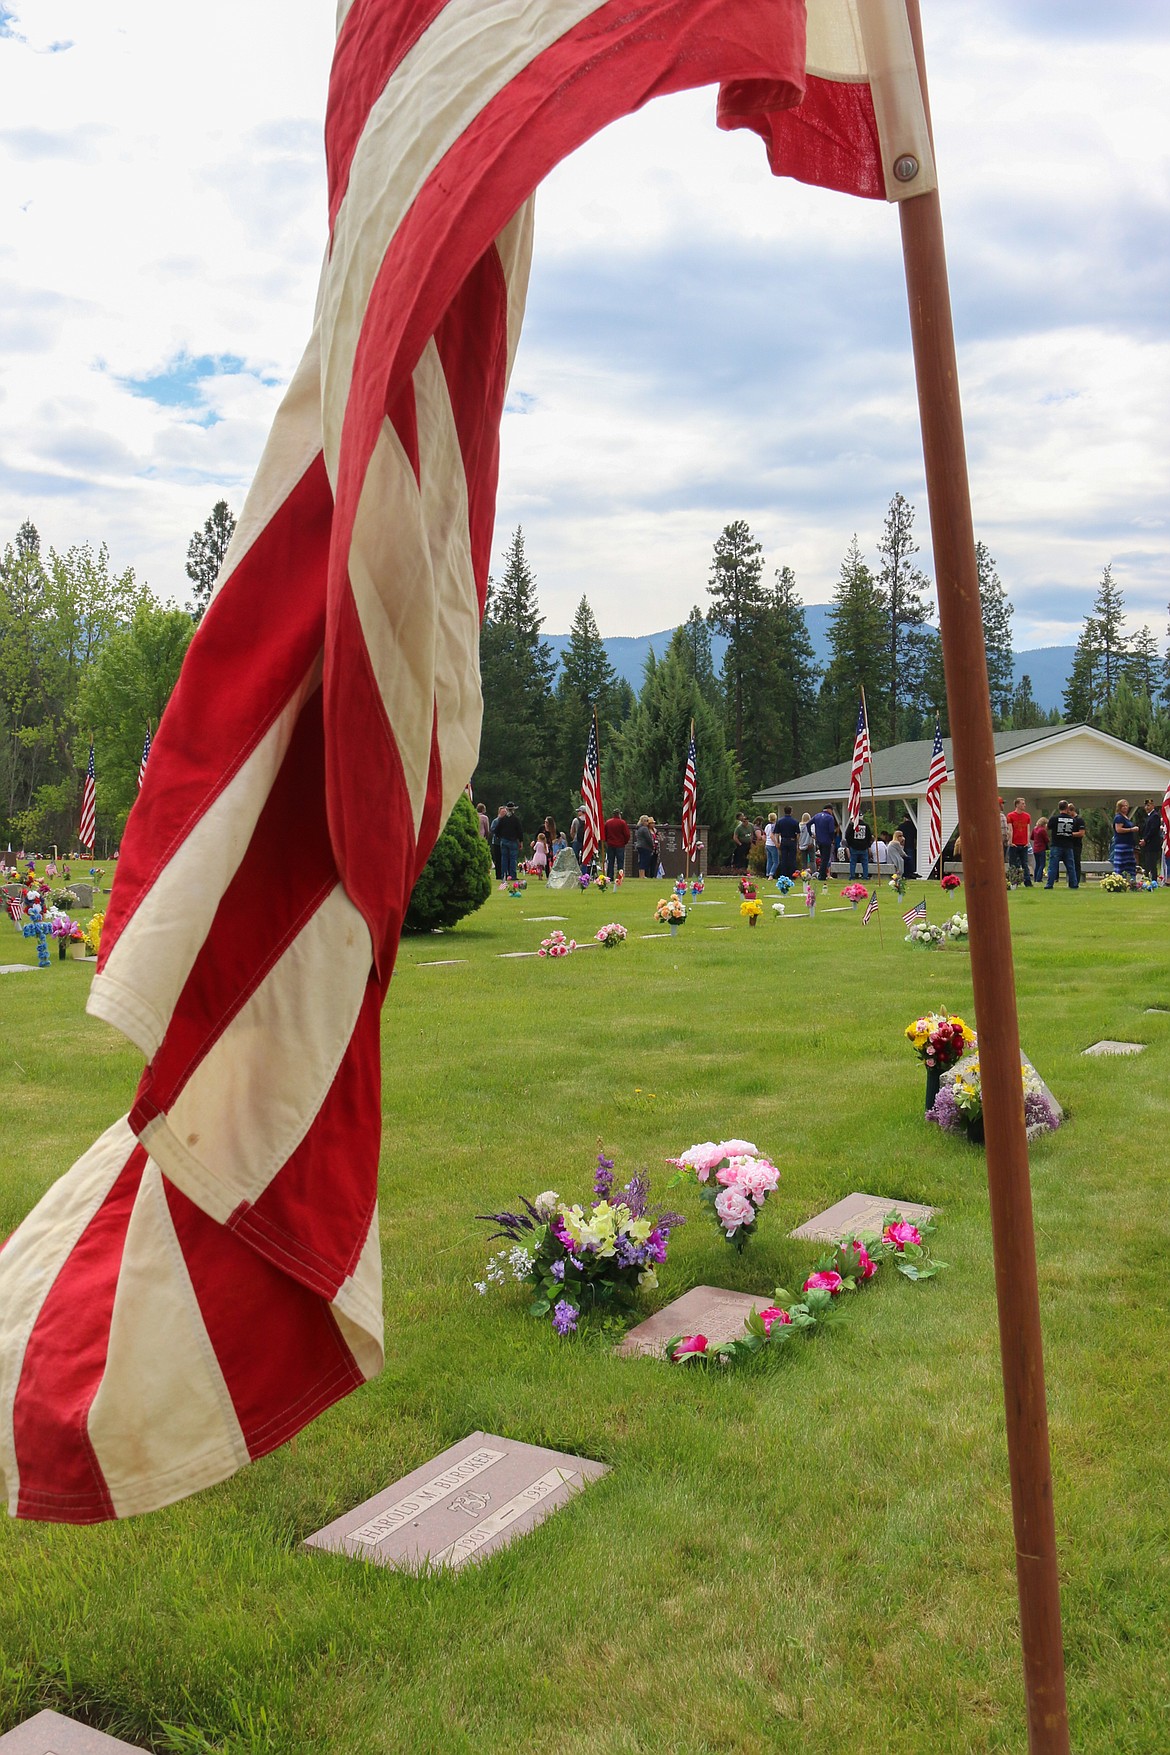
[858,687,884,946]
[685,718,693,885]
[898,5,1069,1749]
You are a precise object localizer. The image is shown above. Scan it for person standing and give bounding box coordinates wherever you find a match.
[775,805,799,879]
[888,831,907,879]
[633,814,656,877]
[845,812,873,880]
[1111,799,1139,878]
[764,813,779,880]
[488,802,506,879]
[1030,813,1049,885]
[603,808,630,881]
[1139,800,1163,880]
[797,812,814,868]
[731,812,752,871]
[999,799,1011,868]
[569,807,588,868]
[1005,796,1033,886]
[475,801,490,840]
[896,811,918,878]
[1069,801,1087,882]
[1044,800,1079,890]
[811,804,838,881]
[496,802,523,883]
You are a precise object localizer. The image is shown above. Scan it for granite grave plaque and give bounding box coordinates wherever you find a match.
[790,1192,940,1244]
[304,1431,607,1572]
[616,1285,765,1358]
[0,965,36,975]
[0,1712,146,1752]
[1083,1039,1145,1056]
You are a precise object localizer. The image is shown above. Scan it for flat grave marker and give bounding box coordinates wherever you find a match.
[617,1285,765,1359]
[304,1431,607,1572]
[0,1711,146,1752]
[790,1191,940,1245]
[1144,1007,1169,1015]
[527,916,568,922]
[417,959,467,967]
[0,964,36,975]
[497,951,539,959]
[1083,1039,1145,1057]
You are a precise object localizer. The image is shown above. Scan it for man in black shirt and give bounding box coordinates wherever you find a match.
[845,814,874,881]
[495,803,524,883]
[896,812,918,878]
[1043,799,1083,889]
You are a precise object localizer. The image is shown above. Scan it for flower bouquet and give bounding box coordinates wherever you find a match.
[841,883,869,909]
[594,872,610,891]
[888,872,906,898]
[654,896,686,933]
[738,876,757,900]
[905,920,947,947]
[772,901,785,917]
[667,1139,779,1251]
[595,922,627,948]
[476,1148,684,1334]
[946,912,968,940]
[51,887,79,910]
[505,877,526,897]
[615,869,624,887]
[740,897,762,925]
[538,929,577,958]
[940,872,961,893]
[1131,872,1159,891]
[774,874,794,894]
[1100,872,1132,893]
[690,878,704,897]
[928,1058,1061,1142]
[577,870,592,890]
[906,1010,974,1111]
[665,1211,946,1366]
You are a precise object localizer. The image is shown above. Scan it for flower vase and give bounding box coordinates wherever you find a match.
[851,900,858,911]
[58,938,68,960]
[69,943,88,960]
[925,1065,942,1114]
[966,1114,985,1145]
[748,914,758,926]
[669,921,678,937]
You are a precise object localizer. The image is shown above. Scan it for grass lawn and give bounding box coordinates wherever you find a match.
[1,875,1167,1752]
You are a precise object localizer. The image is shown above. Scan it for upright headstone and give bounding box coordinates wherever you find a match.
[947,1046,1063,1131]
[546,849,582,891]
[304,1431,607,1571]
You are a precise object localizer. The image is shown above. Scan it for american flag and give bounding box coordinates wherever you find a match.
[78,741,96,853]
[846,699,870,829]
[138,727,152,792]
[681,726,698,858]
[580,711,603,867]
[0,0,935,1523]
[924,718,948,877]
[863,892,878,925]
[5,896,21,924]
[903,899,928,927]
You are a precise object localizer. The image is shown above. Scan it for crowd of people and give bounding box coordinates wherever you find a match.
[474,803,668,885]
[998,795,1165,888]
[732,807,918,883]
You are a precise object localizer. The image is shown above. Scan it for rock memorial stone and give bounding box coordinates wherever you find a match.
[546,849,581,891]
[0,1712,146,1752]
[1082,1040,1145,1056]
[790,1192,940,1245]
[304,1431,607,1572]
[948,1047,1063,1126]
[616,1286,765,1359]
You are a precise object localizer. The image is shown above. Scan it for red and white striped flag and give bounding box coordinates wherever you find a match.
[0,0,934,1523]
[903,899,927,927]
[5,897,21,925]
[138,728,152,792]
[925,718,948,877]
[846,700,870,829]
[863,892,878,925]
[580,712,603,866]
[681,725,698,857]
[78,742,96,853]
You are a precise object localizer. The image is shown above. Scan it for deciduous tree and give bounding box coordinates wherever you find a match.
[185,500,236,624]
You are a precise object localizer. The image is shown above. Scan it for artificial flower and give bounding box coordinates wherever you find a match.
[802,1269,843,1294]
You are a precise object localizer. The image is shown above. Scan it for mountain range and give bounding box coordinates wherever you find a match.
[545,606,1072,712]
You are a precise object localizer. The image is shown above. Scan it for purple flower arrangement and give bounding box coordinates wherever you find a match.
[476,1147,684,1335]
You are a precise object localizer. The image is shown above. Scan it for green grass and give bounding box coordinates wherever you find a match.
[1,877,1168,1752]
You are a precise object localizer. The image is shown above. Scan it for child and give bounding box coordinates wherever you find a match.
[529,833,549,879]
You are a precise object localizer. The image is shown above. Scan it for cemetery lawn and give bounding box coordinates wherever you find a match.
[1,879,1168,1753]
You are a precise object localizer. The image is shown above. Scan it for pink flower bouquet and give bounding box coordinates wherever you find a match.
[667,1139,780,1250]
[538,930,577,958]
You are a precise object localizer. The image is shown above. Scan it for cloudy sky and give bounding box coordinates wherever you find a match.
[1,0,1166,649]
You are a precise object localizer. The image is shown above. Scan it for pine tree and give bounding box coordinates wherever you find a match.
[758,565,820,782]
[1089,564,1127,701]
[553,595,620,815]
[676,605,719,706]
[475,528,556,817]
[1125,626,1161,701]
[1063,618,1102,724]
[817,536,888,763]
[1100,676,1153,750]
[876,493,932,742]
[976,541,1015,721]
[917,631,948,734]
[612,628,739,853]
[1006,674,1046,731]
[705,520,764,767]
[185,500,236,624]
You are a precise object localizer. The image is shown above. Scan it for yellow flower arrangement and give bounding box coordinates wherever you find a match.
[740,898,762,920]
[84,910,104,957]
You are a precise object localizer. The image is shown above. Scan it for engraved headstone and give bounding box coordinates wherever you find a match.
[0,1711,146,1752]
[1082,1039,1145,1056]
[616,1285,765,1358]
[790,1192,940,1244]
[948,1047,1063,1127]
[304,1431,607,1572]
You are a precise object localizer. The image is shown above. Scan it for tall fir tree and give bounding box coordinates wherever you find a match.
[612,628,739,853]
[475,527,556,818]
[552,595,621,815]
[1100,675,1154,750]
[1062,617,1102,723]
[757,565,820,783]
[976,541,1015,722]
[1125,625,1161,702]
[1087,564,1128,703]
[705,520,764,768]
[876,492,933,742]
[185,500,236,624]
[677,605,719,707]
[817,536,888,763]
[1005,673,1046,730]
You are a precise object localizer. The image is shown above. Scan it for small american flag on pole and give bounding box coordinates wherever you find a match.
[580,711,603,867]
[138,728,152,792]
[863,892,878,925]
[78,740,96,853]
[847,699,870,828]
[681,724,698,858]
[5,897,21,924]
[903,899,927,927]
[925,718,948,876]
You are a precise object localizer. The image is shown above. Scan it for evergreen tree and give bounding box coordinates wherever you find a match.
[916,631,948,734]
[404,795,493,931]
[1063,617,1102,724]
[552,595,620,815]
[1100,676,1153,750]
[705,520,764,767]
[611,629,739,854]
[185,500,236,624]
[677,605,719,706]
[758,565,820,782]
[876,493,932,742]
[817,536,888,763]
[1006,673,1046,731]
[1125,626,1161,701]
[475,528,556,817]
[975,541,1015,721]
[1089,563,1127,701]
